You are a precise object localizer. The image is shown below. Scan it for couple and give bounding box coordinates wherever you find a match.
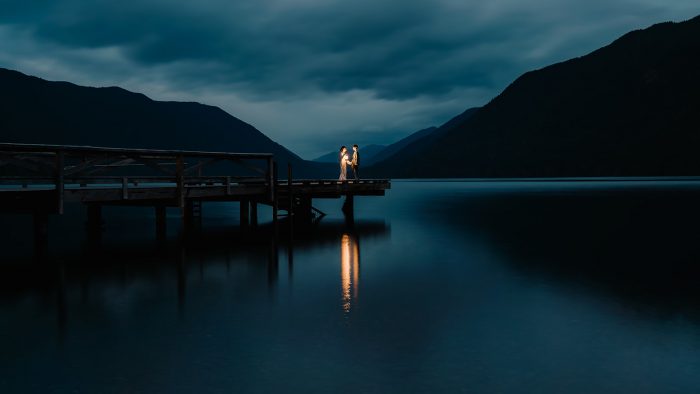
[338,144,360,181]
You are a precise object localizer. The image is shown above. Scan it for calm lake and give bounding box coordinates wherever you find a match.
[2,180,700,393]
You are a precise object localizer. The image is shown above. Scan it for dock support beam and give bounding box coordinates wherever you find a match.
[251,202,258,227]
[176,154,186,233]
[297,196,313,224]
[55,151,64,215]
[342,194,355,221]
[288,164,294,223]
[272,162,279,228]
[240,199,250,229]
[182,200,202,233]
[184,200,193,230]
[192,201,202,228]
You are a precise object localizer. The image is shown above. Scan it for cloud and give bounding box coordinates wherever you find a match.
[1,0,699,157]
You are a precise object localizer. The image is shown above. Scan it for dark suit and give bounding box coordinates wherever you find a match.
[351,150,359,180]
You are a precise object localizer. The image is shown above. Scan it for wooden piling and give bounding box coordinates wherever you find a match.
[342,194,355,221]
[250,201,258,227]
[55,151,64,214]
[298,196,313,224]
[176,154,186,230]
[240,199,250,229]
[267,156,275,202]
[192,200,202,228]
[122,177,129,200]
[288,163,294,227]
[272,162,279,227]
[181,200,196,235]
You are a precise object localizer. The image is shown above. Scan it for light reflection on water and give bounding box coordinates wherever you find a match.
[340,233,360,314]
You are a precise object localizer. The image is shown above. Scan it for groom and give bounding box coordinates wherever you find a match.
[351,144,360,180]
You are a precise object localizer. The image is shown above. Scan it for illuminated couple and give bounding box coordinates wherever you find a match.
[338,145,360,181]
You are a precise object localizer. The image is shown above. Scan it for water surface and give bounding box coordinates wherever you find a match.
[2,180,700,393]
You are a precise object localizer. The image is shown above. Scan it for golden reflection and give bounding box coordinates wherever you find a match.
[341,233,360,313]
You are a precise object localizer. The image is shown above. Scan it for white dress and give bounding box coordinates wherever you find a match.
[339,153,349,180]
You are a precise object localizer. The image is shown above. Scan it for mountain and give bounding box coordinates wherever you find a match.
[369,127,437,164]
[0,68,335,178]
[369,107,480,166]
[313,144,386,163]
[368,15,700,178]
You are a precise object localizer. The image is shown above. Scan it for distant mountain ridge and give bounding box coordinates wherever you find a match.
[313,144,386,163]
[368,15,700,177]
[366,107,478,171]
[0,68,335,177]
[370,127,437,163]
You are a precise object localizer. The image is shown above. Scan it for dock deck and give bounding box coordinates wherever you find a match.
[0,143,390,250]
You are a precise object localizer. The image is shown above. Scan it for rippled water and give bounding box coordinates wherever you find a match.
[2,180,700,393]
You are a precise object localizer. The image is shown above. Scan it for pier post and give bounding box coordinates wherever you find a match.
[272,162,279,228]
[267,157,275,203]
[182,200,200,233]
[121,177,129,200]
[240,199,250,229]
[298,196,313,225]
[250,201,258,227]
[176,155,186,232]
[55,150,65,214]
[192,200,202,229]
[155,205,167,241]
[342,194,355,221]
[288,164,294,228]
[184,200,191,229]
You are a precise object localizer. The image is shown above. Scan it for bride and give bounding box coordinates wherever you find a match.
[338,146,352,181]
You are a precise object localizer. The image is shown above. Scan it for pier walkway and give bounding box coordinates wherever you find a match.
[0,143,390,250]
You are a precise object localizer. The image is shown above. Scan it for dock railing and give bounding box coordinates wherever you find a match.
[0,143,275,214]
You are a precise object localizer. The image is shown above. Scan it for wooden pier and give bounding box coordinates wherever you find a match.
[0,143,390,251]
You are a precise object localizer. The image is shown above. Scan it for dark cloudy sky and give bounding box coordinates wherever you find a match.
[1,1,699,158]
